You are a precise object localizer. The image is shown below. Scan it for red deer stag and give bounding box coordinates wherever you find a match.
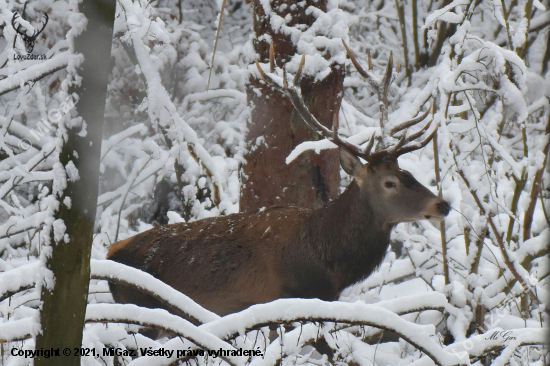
[107,46,450,322]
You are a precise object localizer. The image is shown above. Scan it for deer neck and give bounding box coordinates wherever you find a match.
[307,181,393,291]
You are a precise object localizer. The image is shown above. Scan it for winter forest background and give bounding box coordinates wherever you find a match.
[0,0,548,364]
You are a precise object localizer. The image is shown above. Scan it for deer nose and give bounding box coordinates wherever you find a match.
[436,201,450,216]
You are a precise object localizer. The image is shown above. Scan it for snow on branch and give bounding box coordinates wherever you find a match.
[410,328,548,366]
[85,303,246,366]
[90,259,219,325]
[422,0,470,28]
[142,299,460,366]
[0,143,56,198]
[0,262,42,302]
[0,317,35,343]
[117,0,224,206]
[93,288,453,366]
[100,123,148,161]
[206,300,462,366]
[0,51,80,96]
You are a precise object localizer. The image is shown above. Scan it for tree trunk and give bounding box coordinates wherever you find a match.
[35,1,116,364]
[241,0,344,212]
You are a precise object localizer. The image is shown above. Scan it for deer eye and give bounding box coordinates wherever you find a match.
[384,181,396,188]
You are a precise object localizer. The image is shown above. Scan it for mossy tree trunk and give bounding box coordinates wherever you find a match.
[35,2,116,365]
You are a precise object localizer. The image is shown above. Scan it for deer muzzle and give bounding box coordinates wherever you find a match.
[423,199,450,221]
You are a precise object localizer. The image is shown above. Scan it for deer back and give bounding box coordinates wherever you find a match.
[108,206,326,316]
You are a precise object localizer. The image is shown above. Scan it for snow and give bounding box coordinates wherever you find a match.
[0,0,547,364]
[0,52,82,95]
[91,260,219,324]
[422,0,470,28]
[121,297,461,366]
[86,304,247,365]
[410,328,547,366]
[286,139,337,164]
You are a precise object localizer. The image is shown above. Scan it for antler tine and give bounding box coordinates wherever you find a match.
[377,51,393,137]
[270,71,333,137]
[11,12,22,32]
[286,89,365,158]
[393,125,438,157]
[293,53,305,85]
[342,40,367,78]
[390,129,407,153]
[406,118,433,142]
[381,51,393,99]
[35,13,48,36]
[255,59,271,83]
[332,110,339,135]
[386,102,434,159]
[363,132,376,160]
[342,40,379,91]
[390,102,432,136]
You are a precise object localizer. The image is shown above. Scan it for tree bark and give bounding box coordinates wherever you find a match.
[35,1,116,364]
[241,0,344,212]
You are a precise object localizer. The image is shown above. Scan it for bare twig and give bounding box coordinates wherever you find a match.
[433,131,449,285]
[394,0,411,84]
[523,115,550,241]
[454,165,540,305]
[207,0,227,90]
[412,0,420,69]
[0,147,56,200]
[114,157,152,242]
[0,285,35,304]
[186,143,221,206]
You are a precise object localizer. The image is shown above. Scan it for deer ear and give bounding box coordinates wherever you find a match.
[339,147,364,177]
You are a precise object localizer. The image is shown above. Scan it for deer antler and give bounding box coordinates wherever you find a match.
[342,40,393,139]
[33,14,48,38]
[254,55,370,161]
[342,40,437,159]
[255,42,437,164]
[11,12,24,35]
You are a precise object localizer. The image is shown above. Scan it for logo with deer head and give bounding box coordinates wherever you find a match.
[11,11,48,54]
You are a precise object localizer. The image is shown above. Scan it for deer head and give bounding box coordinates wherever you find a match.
[338,147,449,226]
[11,11,48,54]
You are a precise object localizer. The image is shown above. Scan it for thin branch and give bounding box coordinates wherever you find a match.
[523,114,550,241]
[207,0,227,90]
[455,166,540,305]
[0,52,74,97]
[0,284,35,304]
[394,0,411,84]
[433,132,449,285]
[86,304,242,366]
[0,147,56,200]
[114,157,152,242]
